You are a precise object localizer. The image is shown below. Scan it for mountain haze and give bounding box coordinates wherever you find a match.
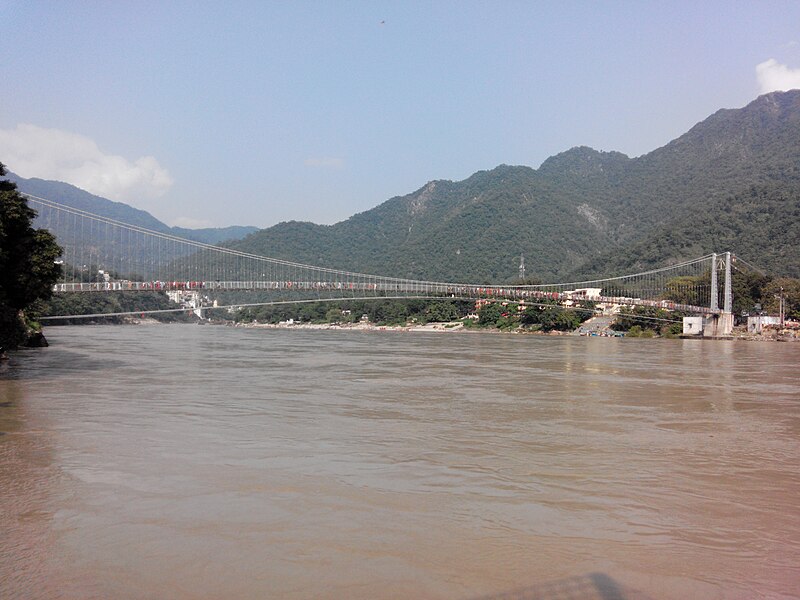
[8,173,258,245]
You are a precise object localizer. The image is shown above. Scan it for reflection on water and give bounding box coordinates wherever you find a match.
[1,325,799,599]
[471,572,653,600]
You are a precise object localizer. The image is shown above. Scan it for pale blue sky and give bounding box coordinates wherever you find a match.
[2,1,799,228]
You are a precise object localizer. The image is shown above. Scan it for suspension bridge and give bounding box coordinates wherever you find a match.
[24,192,740,334]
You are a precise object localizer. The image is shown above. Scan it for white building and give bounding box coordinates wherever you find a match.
[563,288,602,301]
[747,315,782,333]
[682,316,704,336]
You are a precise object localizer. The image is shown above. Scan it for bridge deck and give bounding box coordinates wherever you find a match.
[52,280,717,315]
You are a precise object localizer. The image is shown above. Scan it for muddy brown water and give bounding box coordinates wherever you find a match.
[1,325,798,599]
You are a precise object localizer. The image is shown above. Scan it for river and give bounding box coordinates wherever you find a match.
[1,324,799,599]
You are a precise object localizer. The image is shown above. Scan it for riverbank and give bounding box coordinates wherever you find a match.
[232,320,474,333]
[31,316,799,343]
[0,309,50,360]
[228,320,580,335]
[227,319,799,341]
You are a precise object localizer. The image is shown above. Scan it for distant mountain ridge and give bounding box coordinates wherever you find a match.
[227,90,800,280]
[8,173,258,245]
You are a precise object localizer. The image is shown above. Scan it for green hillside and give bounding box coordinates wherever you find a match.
[232,164,618,282]
[230,90,800,282]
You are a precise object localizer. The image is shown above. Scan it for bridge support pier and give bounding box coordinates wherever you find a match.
[682,312,734,338]
[716,251,734,336]
[683,251,735,338]
[701,313,734,338]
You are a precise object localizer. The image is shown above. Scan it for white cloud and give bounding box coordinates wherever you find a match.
[304,156,345,168]
[0,123,173,203]
[756,59,800,94]
[171,216,214,229]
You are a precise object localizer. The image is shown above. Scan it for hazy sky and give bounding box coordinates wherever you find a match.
[2,1,800,229]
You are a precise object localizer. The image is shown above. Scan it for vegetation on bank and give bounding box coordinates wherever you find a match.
[0,163,63,355]
[229,266,800,337]
[41,291,196,325]
[472,299,593,332]
[236,298,471,326]
[233,297,595,333]
[722,269,800,321]
[611,307,685,338]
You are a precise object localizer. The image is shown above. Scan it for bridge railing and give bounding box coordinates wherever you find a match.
[51,279,717,315]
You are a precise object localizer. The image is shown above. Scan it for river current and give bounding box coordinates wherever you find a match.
[1,324,799,599]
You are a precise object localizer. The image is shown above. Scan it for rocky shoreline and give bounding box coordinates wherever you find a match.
[5,320,793,359]
[226,319,798,341]
[226,319,582,335]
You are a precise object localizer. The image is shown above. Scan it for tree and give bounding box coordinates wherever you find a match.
[761,278,800,320]
[731,269,771,317]
[477,302,504,327]
[0,162,62,353]
[612,306,680,334]
[536,306,581,332]
[425,300,459,323]
[520,300,588,332]
[664,274,708,306]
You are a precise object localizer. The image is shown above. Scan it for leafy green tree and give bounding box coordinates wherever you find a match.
[520,301,588,332]
[325,307,344,323]
[1,163,62,352]
[537,306,581,332]
[41,291,192,324]
[425,300,459,323]
[761,278,800,320]
[664,275,708,306]
[612,306,682,333]
[379,303,408,325]
[477,302,504,327]
[520,304,543,326]
[731,269,771,317]
[661,322,683,338]
[627,325,657,338]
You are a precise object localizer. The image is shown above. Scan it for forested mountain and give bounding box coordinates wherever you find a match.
[8,173,258,245]
[230,90,800,281]
[231,165,619,282]
[8,90,800,283]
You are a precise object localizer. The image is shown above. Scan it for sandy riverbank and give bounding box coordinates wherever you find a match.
[62,316,799,341]
[228,320,799,341]
[232,321,469,333]
[228,320,577,335]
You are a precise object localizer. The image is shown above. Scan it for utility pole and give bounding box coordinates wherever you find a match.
[519,254,525,282]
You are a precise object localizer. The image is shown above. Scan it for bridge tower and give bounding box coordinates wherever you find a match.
[724,251,733,315]
[710,253,719,312]
[518,254,525,281]
[701,251,734,337]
